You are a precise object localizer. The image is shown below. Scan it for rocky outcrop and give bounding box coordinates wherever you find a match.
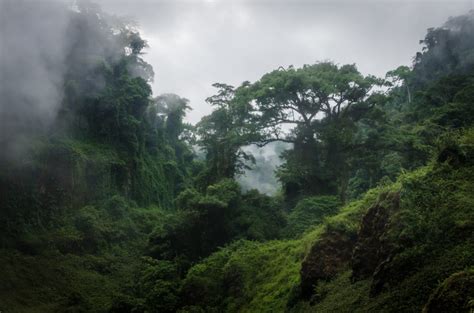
[423,270,474,313]
[350,192,399,284]
[437,146,467,166]
[298,191,401,301]
[300,229,357,300]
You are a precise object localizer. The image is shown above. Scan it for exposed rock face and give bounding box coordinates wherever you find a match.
[300,229,357,300]
[423,270,474,313]
[298,191,404,302]
[351,192,400,288]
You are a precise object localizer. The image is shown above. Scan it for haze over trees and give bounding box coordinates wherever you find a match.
[0,1,473,313]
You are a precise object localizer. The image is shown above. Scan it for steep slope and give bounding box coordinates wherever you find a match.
[179,129,474,313]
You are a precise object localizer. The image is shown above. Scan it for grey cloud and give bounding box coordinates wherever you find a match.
[97,0,473,124]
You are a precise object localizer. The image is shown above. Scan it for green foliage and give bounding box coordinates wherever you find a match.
[234,189,286,241]
[180,232,321,313]
[2,6,474,313]
[292,270,371,313]
[413,11,474,87]
[246,62,378,137]
[178,177,392,312]
[293,130,474,312]
[283,196,341,238]
[422,268,474,313]
[236,62,382,201]
[196,83,258,186]
[148,180,286,269]
[178,128,473,312]
[132,257,181,313]
[0,4,195,312]
[0,200,167,313]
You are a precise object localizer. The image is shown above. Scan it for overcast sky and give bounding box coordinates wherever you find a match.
[98,0,473,124]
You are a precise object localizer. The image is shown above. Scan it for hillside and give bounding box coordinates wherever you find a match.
[179,129,474,312]
[1,2,473,313]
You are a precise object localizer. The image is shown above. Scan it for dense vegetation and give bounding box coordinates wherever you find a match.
[1,3,473,313]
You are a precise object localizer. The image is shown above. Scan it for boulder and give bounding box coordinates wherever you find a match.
[351,192,400,285]
[423,270,474,313]
[300,229,357,300]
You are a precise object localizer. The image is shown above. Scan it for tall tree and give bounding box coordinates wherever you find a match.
[243,62,377,145]
[237,62,380,201]
[196,83,257,186]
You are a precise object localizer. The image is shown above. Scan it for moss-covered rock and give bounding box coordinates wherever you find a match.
[351,191,400,284]
[300,228,357,300]
[423,269,474,313]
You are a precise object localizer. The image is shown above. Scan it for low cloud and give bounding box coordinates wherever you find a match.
[0,0,71,159]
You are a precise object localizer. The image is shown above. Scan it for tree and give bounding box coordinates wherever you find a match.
[386,65,413,103]
[196,83,258,186]
[413,11,474,87]
[152,93,192,143]
[242,62,378,145]
[235,62,380,201]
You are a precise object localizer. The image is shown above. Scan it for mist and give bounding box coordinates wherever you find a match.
[238,142,292,195]
[0,0,71,160]
[0,0,150,162]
